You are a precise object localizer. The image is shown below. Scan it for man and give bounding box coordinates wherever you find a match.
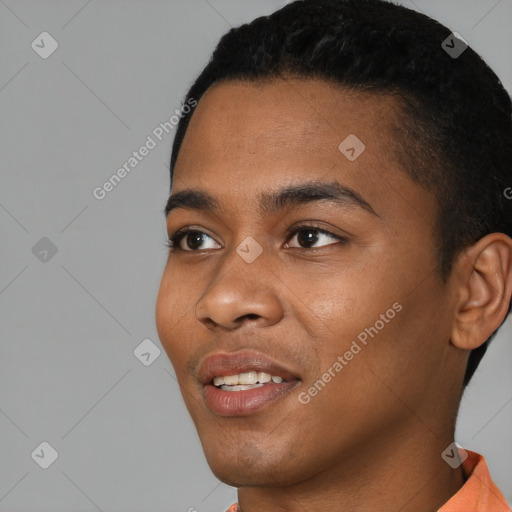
[155,0,512,510]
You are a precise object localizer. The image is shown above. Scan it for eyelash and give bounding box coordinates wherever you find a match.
[166,224,348,252]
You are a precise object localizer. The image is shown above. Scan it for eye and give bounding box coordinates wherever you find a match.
[285,225,347,249]
[167,225,347,253]
[167,229,221,252]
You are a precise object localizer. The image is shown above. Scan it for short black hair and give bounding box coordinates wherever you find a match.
[168,0,512,386]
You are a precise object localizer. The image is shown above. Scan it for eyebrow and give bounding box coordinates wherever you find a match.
[165,180,379,218]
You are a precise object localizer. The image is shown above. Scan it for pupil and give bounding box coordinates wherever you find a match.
[188,232,203,249]
[298,229,318,247]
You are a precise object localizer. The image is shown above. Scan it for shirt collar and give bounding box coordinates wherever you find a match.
[438,450,510,512]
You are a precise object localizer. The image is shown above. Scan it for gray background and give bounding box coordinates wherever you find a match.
[0,0,510,510]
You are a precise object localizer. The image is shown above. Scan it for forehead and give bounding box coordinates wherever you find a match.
[176,78,396,172]
[171,78,434,225]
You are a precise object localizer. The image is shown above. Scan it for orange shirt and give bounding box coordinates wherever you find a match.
[439,450,510,511]
[225,450,510,512]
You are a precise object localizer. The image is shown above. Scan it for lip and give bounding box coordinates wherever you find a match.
[198,350,300,384]
[197,350,301,417]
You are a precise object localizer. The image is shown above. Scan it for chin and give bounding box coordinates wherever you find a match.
[199,430,313,488]
[207,460,299,488]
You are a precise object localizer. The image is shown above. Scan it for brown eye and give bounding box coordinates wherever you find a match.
[286,226,347,249]
[168,230,220,251]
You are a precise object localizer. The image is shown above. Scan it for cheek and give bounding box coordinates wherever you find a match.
[337,276,449,411]
[299,256,427,397]
[155,274,172,343]
[305,269,400,346]
[155,271,191,366]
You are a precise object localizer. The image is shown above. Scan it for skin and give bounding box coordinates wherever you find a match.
[155,78,512,512]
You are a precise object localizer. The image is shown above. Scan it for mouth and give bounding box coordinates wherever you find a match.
[213,371,286,391]
[198,350,301,416]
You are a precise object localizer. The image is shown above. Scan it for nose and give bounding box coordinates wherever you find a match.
[194,248,284,330]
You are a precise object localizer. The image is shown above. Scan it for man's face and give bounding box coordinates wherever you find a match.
[156,79,460,487]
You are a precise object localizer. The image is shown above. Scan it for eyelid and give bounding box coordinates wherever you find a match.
[167,228,220,252]
[284,223,348,248]
[167,223,348,252]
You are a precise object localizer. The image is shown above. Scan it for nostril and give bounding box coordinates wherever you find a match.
[239,313,259,321]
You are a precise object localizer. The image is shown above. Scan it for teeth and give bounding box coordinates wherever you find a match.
[239,371,258,385]
[223,375,239,386]
[221,384,264,392]
[212,371,285,387]
[257,372,272,383]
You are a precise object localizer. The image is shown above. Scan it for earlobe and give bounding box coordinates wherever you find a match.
[450,233,512,351]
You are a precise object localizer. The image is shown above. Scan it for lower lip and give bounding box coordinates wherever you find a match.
[203,381,299,416]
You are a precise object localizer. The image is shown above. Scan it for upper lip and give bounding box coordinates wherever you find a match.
[197,350,301,385]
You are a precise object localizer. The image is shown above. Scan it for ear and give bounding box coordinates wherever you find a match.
[450,233,512,350]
